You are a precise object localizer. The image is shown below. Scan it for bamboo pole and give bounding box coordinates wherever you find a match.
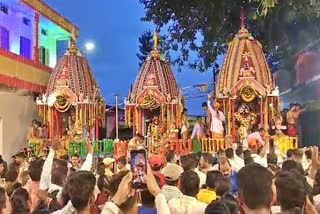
[264,97,269,131]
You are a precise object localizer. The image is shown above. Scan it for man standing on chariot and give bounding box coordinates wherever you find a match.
[190,116,206,141]
[27,120,45,155]
[180,109,189,140]
[207,94,225,138]
[202,102,211,136]
[286,103,306,137]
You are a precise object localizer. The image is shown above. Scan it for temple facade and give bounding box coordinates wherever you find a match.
[0,0,77,160]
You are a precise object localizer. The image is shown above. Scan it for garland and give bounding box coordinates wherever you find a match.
[239,86,257,103]
[54,96,71,112]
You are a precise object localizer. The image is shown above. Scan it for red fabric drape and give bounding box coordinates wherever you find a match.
[53,108,61,137]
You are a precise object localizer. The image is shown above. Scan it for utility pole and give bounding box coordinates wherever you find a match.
[114,93,120,140]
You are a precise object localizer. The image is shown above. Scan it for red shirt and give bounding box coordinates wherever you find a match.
[90,205,100,214]
[96,192,109,207]
[153,172,165,188]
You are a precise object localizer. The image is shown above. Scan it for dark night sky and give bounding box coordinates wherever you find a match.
[44,0,214,115]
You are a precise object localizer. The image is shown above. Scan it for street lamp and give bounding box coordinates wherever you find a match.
[84,41,95,52]
[181,83,208,92]
[113,93,120,140]
[181,83,209,98]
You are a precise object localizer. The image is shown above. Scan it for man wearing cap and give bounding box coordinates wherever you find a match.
[161,151,182,173]
[149,155,166,188]
[103,157,115,178]
[161,163,183,202]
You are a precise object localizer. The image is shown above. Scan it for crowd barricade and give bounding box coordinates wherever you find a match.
[201,138,226,154]
[65,139,114,157]
[68,141,86,156]
[277,136,298,154]
[92,139,114,155]
[114,140,128,159]
[169,139,192,156]
[147,139,192,156]
[28,141,40,156]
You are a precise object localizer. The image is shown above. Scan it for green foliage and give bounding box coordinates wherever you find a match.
[136,30,171,66]
[139,0,320,72]
[136,30,153,66]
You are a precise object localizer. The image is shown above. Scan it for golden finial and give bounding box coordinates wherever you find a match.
[68,26,78,54]
[237,7,249,39]
[153,31,158,50]
[150,30,160,58]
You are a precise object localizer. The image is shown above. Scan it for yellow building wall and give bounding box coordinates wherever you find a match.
[0,51,51,90]
[0,93,39,161]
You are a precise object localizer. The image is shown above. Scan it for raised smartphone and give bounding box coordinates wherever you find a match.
[130,149,147,189]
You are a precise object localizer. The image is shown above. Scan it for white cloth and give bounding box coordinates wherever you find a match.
[229,159,244,173]
[207,100,225,134]
[168,195,207,214]
[252,154,268,168]
[212,164,219,171]
[314,194,320,209]
[194,168,206,188]
[190,122,205,139]
[161,185,182,202]
[52,200,75,214]
[301,155,311,171]
[271,205,281,214]
[101,193,170,214]
[306,176,314,187]
[228,149,245,172]
[40,149,55,190]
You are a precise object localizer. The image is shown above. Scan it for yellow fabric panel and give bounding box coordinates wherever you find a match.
[0,56,50,86]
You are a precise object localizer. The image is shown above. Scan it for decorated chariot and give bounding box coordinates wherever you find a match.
[123,32,191,156]
[29,34,110,158]
[202,13,298,154]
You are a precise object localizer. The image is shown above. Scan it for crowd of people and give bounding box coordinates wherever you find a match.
[0,136,319,214]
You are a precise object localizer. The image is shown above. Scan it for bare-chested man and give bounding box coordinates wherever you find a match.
[27,120,44,155]
[286,103,306,136]
[27,120,40,140]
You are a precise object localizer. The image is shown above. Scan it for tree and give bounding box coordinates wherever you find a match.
[136,30,172,66]
[136,30,153,66]
[139,0,320,72]
[253,0,320,16]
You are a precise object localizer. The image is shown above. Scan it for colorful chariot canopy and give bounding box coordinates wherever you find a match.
[127,31,181,110]
[42,28,102,108]
[215,15,276,98]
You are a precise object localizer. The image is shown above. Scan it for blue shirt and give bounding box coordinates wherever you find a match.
[230,171,238,193]
[138,206,157,214]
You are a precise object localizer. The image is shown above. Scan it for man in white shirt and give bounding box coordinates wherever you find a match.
[161,163,183,202]
[207,94,225,138]
[252,145,268,168]
[190,116,205,140]
[168,170,207,214]
[199,153,215,173]
[181,154,206,187]
[225,148,244,172]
